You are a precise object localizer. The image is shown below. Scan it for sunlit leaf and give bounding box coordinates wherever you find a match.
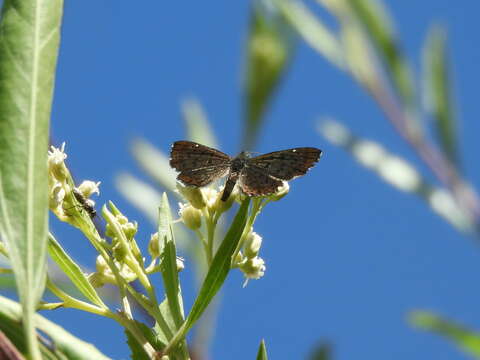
[158,193,185,329]
[423,25,459,166]
[47,233,106,308]
[0,0,63,358]
[243,3,294,150]
[0,295,112,360]
[256,339,268,360]
[162,199,250,355]
[410,310,480,358]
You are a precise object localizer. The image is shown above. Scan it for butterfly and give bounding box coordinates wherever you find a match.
[170,140,322,201]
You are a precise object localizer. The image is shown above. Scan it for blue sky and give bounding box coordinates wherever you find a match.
[43,1,480,359]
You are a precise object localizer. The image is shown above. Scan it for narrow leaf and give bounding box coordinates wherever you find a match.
[410,310,480,358]
[0,295,112,360]
[278,0,344,68]
[243,4,293,150]
[158,193,185,329]
[130,139,178,193]
[163,199,250,354]
[0,0,63,358]
[181,98,218,148]
[47,233,106,308]
[256,339,268,360]
[423,25,459,165]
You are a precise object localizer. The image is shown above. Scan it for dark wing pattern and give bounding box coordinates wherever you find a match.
[239,164,284,197]
[170,140,231,186]
[247,147,321,181]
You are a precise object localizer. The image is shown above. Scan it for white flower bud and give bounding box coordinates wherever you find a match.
[77,180,101,198]
[240,256,266,280]
[244,232,262,258]
[179,203,202,230]
[176,182,206,209]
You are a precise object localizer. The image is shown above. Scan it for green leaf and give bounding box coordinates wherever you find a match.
[162,198,251,355]
[345,0,416,110]
[181,98,218,148]
[243,4,294,150]
[0,0,63,358]
[158,193,185,330]
[0,295,112,360]
[256,339,268,360]
[409,310,480,358]
[423,25,459,166]
[47,233,106,308]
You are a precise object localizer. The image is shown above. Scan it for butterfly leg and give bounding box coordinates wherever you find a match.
[221,171,239,201]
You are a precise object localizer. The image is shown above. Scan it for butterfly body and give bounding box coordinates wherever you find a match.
[170,141,322,201]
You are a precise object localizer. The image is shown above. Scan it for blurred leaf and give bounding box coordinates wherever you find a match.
[0,295,112,360]
[158,193,185,329]
[309,341,332,360]
[116,173,164,223]
[130,139,178,193]
[423,25,459,166]
[0,0,63,358]
[410,310,480,358]
[181,98,218,148]
[277,0,344,68]
[243,3,294,150]
[162,199,250,354]
[318,119,475,233]
[345,0,416,111]
[47,233,106,308]
[340,18,378,89]
[256,339,268,360]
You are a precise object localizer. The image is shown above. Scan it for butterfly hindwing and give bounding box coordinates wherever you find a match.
[239,164,284,197]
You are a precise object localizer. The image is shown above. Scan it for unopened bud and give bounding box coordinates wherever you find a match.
[176,182,206,209]
[179,204,202,230]
[244,232,262,258]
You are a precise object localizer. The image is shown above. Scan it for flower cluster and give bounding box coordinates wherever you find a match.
[48,143,100,227]
[175,179,289,284]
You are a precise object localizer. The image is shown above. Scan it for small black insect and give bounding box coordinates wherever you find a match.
[72,188,97,219]
[170,141,322,201]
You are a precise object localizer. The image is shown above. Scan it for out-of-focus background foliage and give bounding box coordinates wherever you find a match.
[3,0,480,359]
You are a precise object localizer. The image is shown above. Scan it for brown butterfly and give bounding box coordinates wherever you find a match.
[170,141,322,201]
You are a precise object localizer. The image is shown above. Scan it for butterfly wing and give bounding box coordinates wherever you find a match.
[170,141,231,186]
[239,164,284,197]
[247,147,322,181]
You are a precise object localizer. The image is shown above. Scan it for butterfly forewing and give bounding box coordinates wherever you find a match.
[170,141,231,186]
[247,147,322,181]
